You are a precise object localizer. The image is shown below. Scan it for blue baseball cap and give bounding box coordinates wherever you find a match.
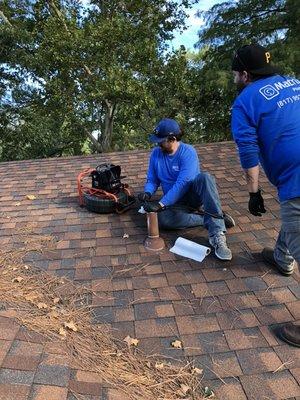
[149,118,181,143]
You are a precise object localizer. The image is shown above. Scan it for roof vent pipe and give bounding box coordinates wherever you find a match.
[144,212,165,251]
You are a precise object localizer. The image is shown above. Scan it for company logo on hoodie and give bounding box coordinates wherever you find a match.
[259,78,300,100]
[259,85,279,100]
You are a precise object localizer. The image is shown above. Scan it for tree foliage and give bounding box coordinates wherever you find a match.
[190,0,300,143]
[0,0,298,161]
[0,0,194,160]
[198,0,299,74]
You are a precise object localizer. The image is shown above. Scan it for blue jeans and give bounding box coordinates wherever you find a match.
[158,172,226,237]
[274,197,300,271]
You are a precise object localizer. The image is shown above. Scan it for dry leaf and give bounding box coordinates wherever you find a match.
[24,293,39,302]
[12,276,23,283]
[59,327,67,337]
[155,362,164,370]
[123,335,139,347]
[191,367,203,375]
[123,233,129,238]
[37,302,48,309]
[180,384,190,394]
[130,338,139,347]
[171,340,182,349]
[53,297,60,304]
[14,202,21,206]
[64,321,78,332]
[12,267,18,271]
[49,310,59,319]
[26,195,36,200]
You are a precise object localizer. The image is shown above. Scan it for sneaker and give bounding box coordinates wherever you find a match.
[279,324,300,347]
[223,212,236,229]
[262,247,294,276]
[209,233,232,261]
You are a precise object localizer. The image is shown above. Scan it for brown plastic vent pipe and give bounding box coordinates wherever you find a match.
[144,212,165,251]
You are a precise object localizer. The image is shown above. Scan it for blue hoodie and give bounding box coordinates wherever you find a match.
[144,142,200,206]
[232,75,300,201]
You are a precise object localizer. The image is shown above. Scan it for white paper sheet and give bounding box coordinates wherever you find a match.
[170,237,211,262]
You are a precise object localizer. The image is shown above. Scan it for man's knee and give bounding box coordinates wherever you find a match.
[285,231,300,265]
[157,211,173,230]
[193,172,215,188]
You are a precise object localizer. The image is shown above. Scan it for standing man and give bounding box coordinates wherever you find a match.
[231,44,300,346]
[139,118,234,261]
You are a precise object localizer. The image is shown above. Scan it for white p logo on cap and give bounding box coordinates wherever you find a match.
[265,52,271,63]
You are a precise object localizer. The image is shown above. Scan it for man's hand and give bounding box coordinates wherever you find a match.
[137,192,151,202]
[248,190,266,216]
[143,201,164,213]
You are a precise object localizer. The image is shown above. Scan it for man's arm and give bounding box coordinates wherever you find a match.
[232,103,266,216]
[232,103,260,190]
[244,165,259,193]
[144,150,160,195]
[160,148,199,206]
[232,104,260,170]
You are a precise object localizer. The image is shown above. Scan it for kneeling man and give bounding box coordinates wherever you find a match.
[139,118,234,261]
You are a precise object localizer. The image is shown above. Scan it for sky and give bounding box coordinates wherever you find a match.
[170,0,222,51]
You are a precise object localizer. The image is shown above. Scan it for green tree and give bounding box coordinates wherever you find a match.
[198,0,299,73]
[0,0,194,160]
[190,0,300,143]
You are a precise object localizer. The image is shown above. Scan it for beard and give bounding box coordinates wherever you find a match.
[161,148,172,154]
[236,81,247,94]
[159,144,172,154]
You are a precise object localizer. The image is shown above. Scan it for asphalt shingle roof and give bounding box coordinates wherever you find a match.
[0,141,299,399]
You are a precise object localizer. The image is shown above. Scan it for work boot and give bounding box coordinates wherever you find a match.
[262,247,294,276]
[279,324,300,347]
[209,233,232,261]
[223,212,236,229]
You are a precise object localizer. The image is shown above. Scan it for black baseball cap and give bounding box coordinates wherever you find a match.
[149,118,181,143]
[232,44,278,75]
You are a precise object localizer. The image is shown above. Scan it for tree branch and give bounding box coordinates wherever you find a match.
[0,10,13,27]
[49,0,70,35]
[84,127,103,153]
[237,7,286,26]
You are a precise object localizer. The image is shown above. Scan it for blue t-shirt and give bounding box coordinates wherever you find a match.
[232,75,300,201]
[144,142,200,206]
